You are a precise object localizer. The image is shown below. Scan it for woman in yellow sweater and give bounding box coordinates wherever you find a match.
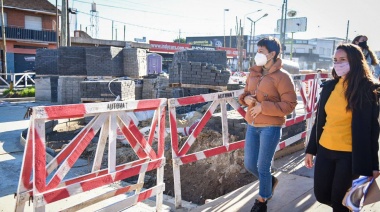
[304,43,380,212]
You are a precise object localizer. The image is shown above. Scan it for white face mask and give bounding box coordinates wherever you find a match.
[254,53,269,66]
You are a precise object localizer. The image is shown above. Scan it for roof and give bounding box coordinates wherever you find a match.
[4,0,58,14]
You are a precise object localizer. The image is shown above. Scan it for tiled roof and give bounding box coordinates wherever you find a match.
[4,0,58,14]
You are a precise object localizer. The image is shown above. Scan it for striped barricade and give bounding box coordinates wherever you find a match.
[14,99,167,211]
[169,73,330,208]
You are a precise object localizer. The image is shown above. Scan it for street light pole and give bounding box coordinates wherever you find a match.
[247,13,268,56]
[223,9,229,47]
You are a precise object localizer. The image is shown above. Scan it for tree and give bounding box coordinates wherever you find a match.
[173,38,186,43]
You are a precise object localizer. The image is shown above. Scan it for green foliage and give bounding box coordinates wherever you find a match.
[173,38,186,43]
[2,87,35,97]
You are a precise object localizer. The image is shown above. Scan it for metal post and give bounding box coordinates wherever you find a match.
[223,9,229,47]
[249,21,253,56]
[290,32,294,60]
[345,20,349,43]
[284,0,288,44]
[253,22,256,53]
[124,25,126,41]
[1,0,7,77]
[112,20,114,40]
[229,28,232,48]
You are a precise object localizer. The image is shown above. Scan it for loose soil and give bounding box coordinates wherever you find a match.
[45,115,257,205]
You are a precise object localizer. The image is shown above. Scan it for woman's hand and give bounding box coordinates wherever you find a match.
[304,153,314,169]
[244,95,256,106]
[371,170,380,179]
[249,102,262,118]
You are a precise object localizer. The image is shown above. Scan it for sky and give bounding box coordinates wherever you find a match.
[48,0,380,51]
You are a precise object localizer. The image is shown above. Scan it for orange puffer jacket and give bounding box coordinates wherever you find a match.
[239,58,297,127]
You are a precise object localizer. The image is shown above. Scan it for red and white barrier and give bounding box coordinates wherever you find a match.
[169,73,329,208]
[15,99,167,211]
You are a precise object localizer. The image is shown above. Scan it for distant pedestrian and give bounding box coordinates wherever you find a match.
[239,37,297,212]
[352,35,380,79]
[304,43,380,212]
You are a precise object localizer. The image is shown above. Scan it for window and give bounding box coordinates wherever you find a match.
[319,47,325,55]
[25,16,42,30]
[326,48,332,56]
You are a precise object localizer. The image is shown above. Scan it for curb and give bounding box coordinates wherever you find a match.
[0,97,35,102]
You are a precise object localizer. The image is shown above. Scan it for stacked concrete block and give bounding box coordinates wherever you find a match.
[172,50,227,68]
[169,50,229,86]
[35,49,58,75]
[134,79,143,100]
[142,77,158,99]
[123,48,147,78]
[58,76,86,104]
[80,80,135,102]
[141,74,172,99]
[35,76,58,102]
[85,47,124,77]
[58,47,87,76]
[169,61,230,86]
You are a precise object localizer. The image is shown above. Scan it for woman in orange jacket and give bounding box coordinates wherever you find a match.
[239,37,297,212]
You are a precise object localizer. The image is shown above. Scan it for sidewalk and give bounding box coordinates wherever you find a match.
[0,100,379,211]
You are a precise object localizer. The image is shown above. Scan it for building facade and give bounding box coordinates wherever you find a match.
[1,0,58,76]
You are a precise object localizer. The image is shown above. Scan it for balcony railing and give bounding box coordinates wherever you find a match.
[0,26,57,42]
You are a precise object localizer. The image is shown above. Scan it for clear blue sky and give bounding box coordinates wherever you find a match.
[48,0,380,51]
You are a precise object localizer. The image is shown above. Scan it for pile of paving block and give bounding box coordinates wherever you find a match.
[80,79,135,102]
[34,47,147,104]
[169,50,230,86]
[169,50,230,102]
[142,73,171,99]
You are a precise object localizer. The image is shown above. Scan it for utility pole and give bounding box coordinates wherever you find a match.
[280,0,288,58]
[345,20,350,43]
[56,0,59,47]
[67,1,71,46]
[1,0,7,76]
[61,0,68,46]
[229,28,232,48]
[178,29,181,43]
[112,20,114,40]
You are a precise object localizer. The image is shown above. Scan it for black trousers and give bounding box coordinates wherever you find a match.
[314,145,359,212]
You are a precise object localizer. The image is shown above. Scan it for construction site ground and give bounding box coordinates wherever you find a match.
[1,99,380,211]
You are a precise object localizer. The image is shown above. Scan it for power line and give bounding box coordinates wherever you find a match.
[77,10,215,36]
[74,0,216,21]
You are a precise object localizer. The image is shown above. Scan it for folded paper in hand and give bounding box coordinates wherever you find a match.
[342,176,378,212]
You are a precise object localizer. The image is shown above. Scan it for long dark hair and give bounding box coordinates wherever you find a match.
[332,44,378,110]
[352,35,379,66]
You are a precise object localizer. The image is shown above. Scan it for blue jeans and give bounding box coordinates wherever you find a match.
[244,125,281,199]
